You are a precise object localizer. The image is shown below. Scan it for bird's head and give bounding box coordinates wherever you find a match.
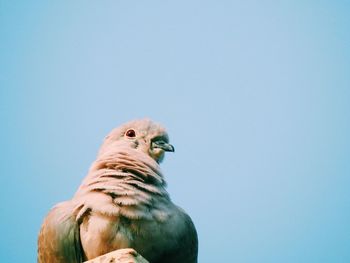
[98,118,175,163]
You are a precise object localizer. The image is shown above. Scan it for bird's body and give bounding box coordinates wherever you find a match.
[38,119,198,263]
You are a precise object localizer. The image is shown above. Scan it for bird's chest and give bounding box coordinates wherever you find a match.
[80,202,182,261]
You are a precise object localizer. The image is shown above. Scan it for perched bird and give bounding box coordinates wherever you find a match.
[38,119,198,263]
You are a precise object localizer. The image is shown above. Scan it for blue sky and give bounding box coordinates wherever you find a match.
[1,1,350,262]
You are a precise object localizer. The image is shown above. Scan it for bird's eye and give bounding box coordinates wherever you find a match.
[125,129,136,138]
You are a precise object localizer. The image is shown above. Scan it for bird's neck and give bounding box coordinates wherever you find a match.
[72,149,172,222]
[75,148,169,201]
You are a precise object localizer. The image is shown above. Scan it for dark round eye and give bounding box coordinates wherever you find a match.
[125,129,136,138]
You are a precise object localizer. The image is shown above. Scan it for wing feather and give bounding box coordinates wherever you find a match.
[38,201,83,263]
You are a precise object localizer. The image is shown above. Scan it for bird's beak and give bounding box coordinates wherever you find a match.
[152,140,175,152]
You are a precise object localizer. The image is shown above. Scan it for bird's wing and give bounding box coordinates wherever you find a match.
[174,210,198,263]
[38,201,84,263]
[156,207,198,263]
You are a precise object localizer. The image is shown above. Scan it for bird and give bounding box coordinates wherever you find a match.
[38,119,198,263]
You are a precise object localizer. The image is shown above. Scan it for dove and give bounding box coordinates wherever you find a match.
[38,119,198,263]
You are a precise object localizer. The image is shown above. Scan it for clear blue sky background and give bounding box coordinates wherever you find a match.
[1,1,350,262]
